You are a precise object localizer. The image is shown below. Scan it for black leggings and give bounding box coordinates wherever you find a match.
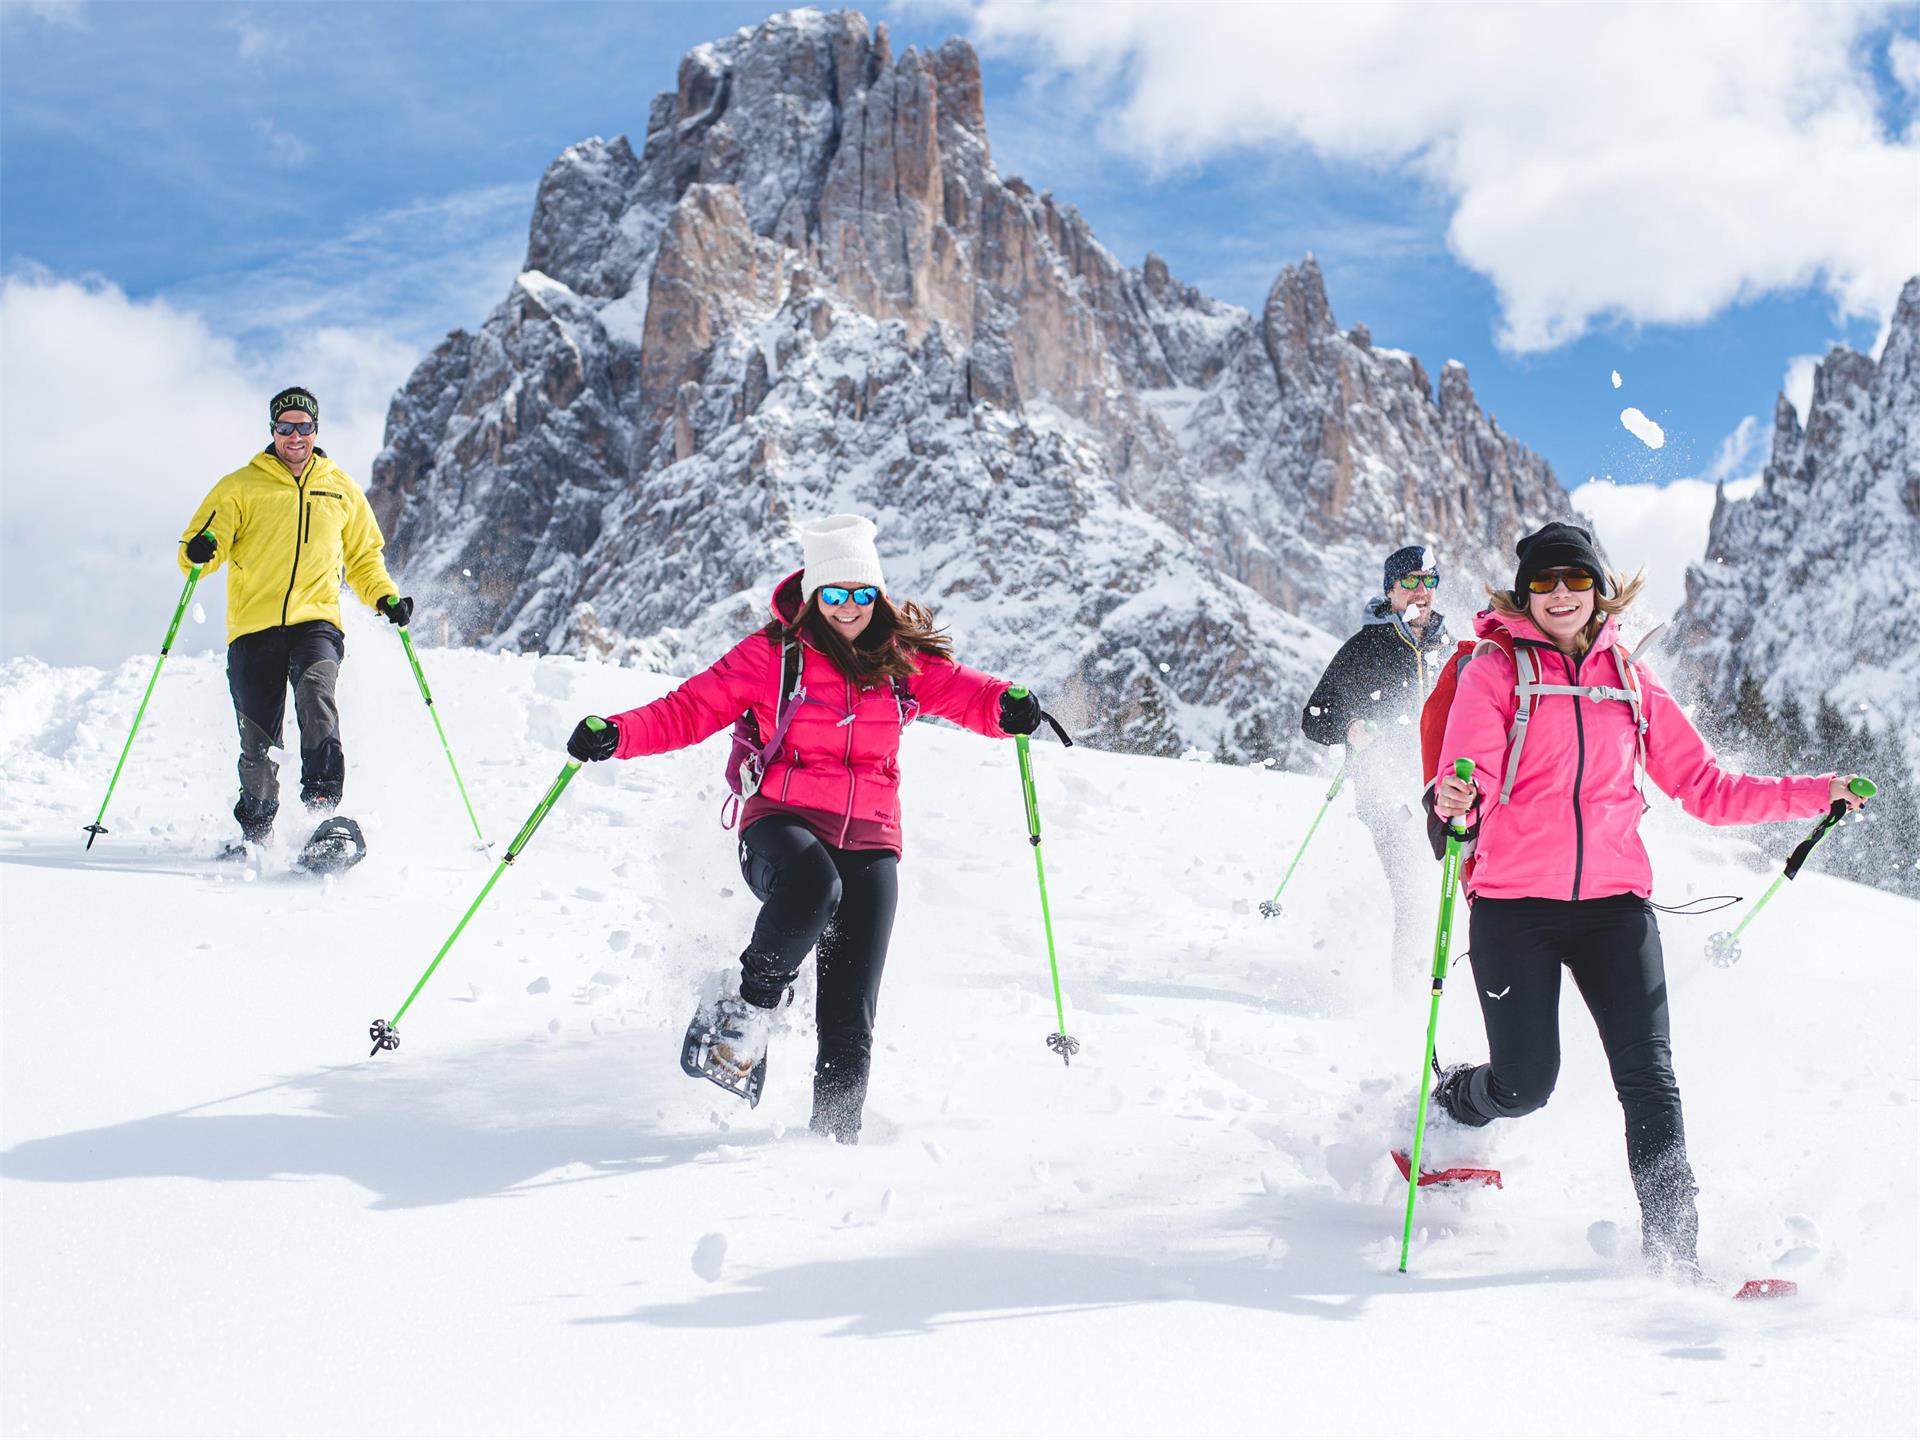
[736,816,899,1140]
[1445,894,1699,1260]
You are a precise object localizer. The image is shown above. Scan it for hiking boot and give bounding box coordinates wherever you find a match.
[1432,1062,1478,1124]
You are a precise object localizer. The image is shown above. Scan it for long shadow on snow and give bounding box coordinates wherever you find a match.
[0,1032,718,1209]
[583,1193,1584,1338]
[0,844,229,881]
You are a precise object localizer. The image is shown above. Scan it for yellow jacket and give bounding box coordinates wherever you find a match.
[179,450,400,644]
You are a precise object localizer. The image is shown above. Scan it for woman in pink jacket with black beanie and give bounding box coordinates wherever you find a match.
[565,515,1042,1142]
[1431,522,1866,1279]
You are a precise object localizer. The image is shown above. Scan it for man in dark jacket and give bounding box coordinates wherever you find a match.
[1300,545,1454,985]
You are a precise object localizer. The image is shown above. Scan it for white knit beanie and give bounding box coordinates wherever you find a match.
[799,514,885,600]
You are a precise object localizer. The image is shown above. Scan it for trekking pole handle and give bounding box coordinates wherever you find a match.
[1448,757,1476,835]
[1848,776,1877,799]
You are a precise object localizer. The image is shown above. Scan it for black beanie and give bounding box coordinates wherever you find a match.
[1513,521,1611,597]
[1382,544,1438,593]
[270,386,319,423]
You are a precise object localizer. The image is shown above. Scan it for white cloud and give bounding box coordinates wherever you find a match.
[1571,475,1762,628]
[1,0,88,29]
[224,13,272,60]
[1891,32,1920,94]
[1571,406,1770,627]
[967,1,1920,351]
[1703,414,1765,483]
[252,118,314,168]
[1783,353,1820,424]
[0,272,418,667]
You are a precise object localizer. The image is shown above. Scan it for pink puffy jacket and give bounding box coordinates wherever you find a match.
[1438,609,1832,902]
[605,573,1011,853]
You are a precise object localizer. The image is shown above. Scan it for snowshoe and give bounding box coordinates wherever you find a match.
[680,994,770,1107]
[294,816,366,875]
[1733,1278,1797,1301]
[1391,1150,1503,1189]
[215,838,259,863]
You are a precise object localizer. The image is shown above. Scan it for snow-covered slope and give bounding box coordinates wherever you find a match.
[2,632,1914,1436]
[367,7,1569,761]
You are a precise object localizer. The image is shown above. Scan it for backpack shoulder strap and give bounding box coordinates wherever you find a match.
[757,637,807,762]
[1500,644,1539,804]
[1614,644,1649,803]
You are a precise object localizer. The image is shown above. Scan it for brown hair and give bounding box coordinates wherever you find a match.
[765,591,955,684]
[1486,568,1649,656]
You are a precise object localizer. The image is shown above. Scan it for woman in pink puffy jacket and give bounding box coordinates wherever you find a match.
[566,515,1040,1142]
[1430,522,1866,1278]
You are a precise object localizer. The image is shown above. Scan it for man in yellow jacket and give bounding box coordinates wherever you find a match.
[178,386,412,846]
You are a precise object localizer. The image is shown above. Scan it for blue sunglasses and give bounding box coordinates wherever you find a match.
[818,585,878,607]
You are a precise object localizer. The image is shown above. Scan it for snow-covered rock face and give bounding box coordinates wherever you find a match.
[1671,278,1920,783]
[368,7,1569,760]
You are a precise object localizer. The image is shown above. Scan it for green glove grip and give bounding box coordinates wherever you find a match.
[1849,776,1877,799]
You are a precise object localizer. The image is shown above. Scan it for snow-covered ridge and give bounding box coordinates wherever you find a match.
[3,643,1914,1432]
[1672,276,1920,792]
[367,7,1568,761]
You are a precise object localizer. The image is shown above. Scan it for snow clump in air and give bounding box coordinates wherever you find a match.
[1619,407,1665,449]
[1611,370,1623,389]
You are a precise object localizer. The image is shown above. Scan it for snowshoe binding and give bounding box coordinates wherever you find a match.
[680,994,770,1107]
[294,816,366,875]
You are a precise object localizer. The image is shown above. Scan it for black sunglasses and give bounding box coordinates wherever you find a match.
[272,420,317,437]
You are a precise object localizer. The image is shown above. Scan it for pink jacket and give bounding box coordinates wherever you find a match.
[1438,609,1832,902]
[605,573,1011,852]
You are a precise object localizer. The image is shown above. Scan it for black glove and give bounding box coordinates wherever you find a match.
[568,716,619,762]
[184,532,217,565]
[380,595,414,627]
[999,690,1044,736]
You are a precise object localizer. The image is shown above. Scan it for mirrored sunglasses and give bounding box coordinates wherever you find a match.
[818,585,878,607]
[273,420,318,437]
[1396,574,1439,590]
[1527,569,1596,594]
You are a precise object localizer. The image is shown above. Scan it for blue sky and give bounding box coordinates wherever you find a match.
[3,1,1916,663]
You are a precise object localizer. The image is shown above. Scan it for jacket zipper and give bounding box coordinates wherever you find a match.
[279,470,310,627]
[1566,649,1587,901]
[838,677,856,846]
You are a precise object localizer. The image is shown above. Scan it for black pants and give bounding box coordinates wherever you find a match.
[226,621,346,837]
[1444,894,1699,1262]
[736,816,899,1141]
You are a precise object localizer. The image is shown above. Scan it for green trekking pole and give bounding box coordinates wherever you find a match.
[82,538,212,849]
[393,622,488,849]
[1009,687,1079,1065]
[1398,756,1475,1274]
[1706,776,1876,968]
[1258,722,1374,918]
[366,720,601,1057]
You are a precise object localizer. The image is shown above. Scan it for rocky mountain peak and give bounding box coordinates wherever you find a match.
[1672,274,1920,856]
[368,6,1571,760]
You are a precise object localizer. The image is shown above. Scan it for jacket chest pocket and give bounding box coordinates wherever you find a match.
[303,491,348,548]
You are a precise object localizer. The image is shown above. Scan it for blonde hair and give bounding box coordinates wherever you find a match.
[1486,568,1648,655]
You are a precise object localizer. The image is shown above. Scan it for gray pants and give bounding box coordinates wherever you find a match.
[226,621,346,837]
[1355,785,1432,986]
